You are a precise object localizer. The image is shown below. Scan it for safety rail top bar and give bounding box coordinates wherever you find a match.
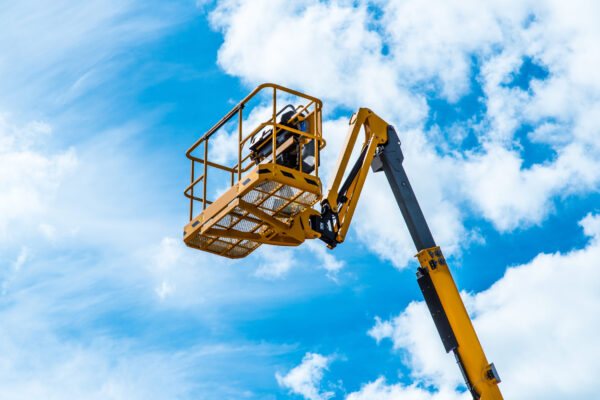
[185,83,323,159]
[186,119,326,172]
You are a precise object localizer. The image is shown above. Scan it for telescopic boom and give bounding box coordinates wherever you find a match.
[310,108,503,400]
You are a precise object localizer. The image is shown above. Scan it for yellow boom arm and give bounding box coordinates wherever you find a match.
[307,108,502,400]
[316,109,389,245]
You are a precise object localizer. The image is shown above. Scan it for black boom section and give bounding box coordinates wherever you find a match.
[371,126,436,252]
[373,126,479,399]
[373,125,457,351]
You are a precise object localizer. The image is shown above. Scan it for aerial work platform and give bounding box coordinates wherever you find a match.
[183,84,325,258]
[182,83,504,399]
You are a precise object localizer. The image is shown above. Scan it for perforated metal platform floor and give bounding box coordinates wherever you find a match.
[184,164,322,258]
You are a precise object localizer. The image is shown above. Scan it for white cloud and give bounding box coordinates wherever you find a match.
[460,145,558,231]
[254,246,296,279]
[368,302,462,392]
[1,246,29,296]
[306,241,345,277]
[276,352,335,400]
[1,0,598,398]
[145,237,326,310]
[146,236,236,306]
[0,2,314,399]
[0,333,194,399]
[0,244,200,399]
[580,212,600,239]
[208,0,600,264]
[0,0,190,112]
[13,246,29,271]
[346,377,464,400]
[0,115,77,241]
[361,213,600,399]
[155,280,174,299]
[210,0,427,126]
[0,1,194,249]
[0,283,285,400]
[207,0,471,267]
[460,0,600,230]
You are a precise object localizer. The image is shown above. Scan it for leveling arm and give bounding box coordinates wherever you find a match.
[308,109,503,400]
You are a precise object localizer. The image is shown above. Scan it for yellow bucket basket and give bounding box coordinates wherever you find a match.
[183,84,325,258]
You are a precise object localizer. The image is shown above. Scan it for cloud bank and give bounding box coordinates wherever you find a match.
[364,213,600,399]
[209,0,600,267]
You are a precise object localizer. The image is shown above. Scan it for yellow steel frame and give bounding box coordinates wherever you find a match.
[183,85,503,399]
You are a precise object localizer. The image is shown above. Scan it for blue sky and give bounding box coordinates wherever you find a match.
[1,1,600,399]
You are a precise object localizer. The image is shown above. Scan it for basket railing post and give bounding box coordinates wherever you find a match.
[238,106,242,182]
[272,87,277,166]
[190,160,195,220]
[203,139,208,210]
[314,105,319,177]
[299,138,302,172]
